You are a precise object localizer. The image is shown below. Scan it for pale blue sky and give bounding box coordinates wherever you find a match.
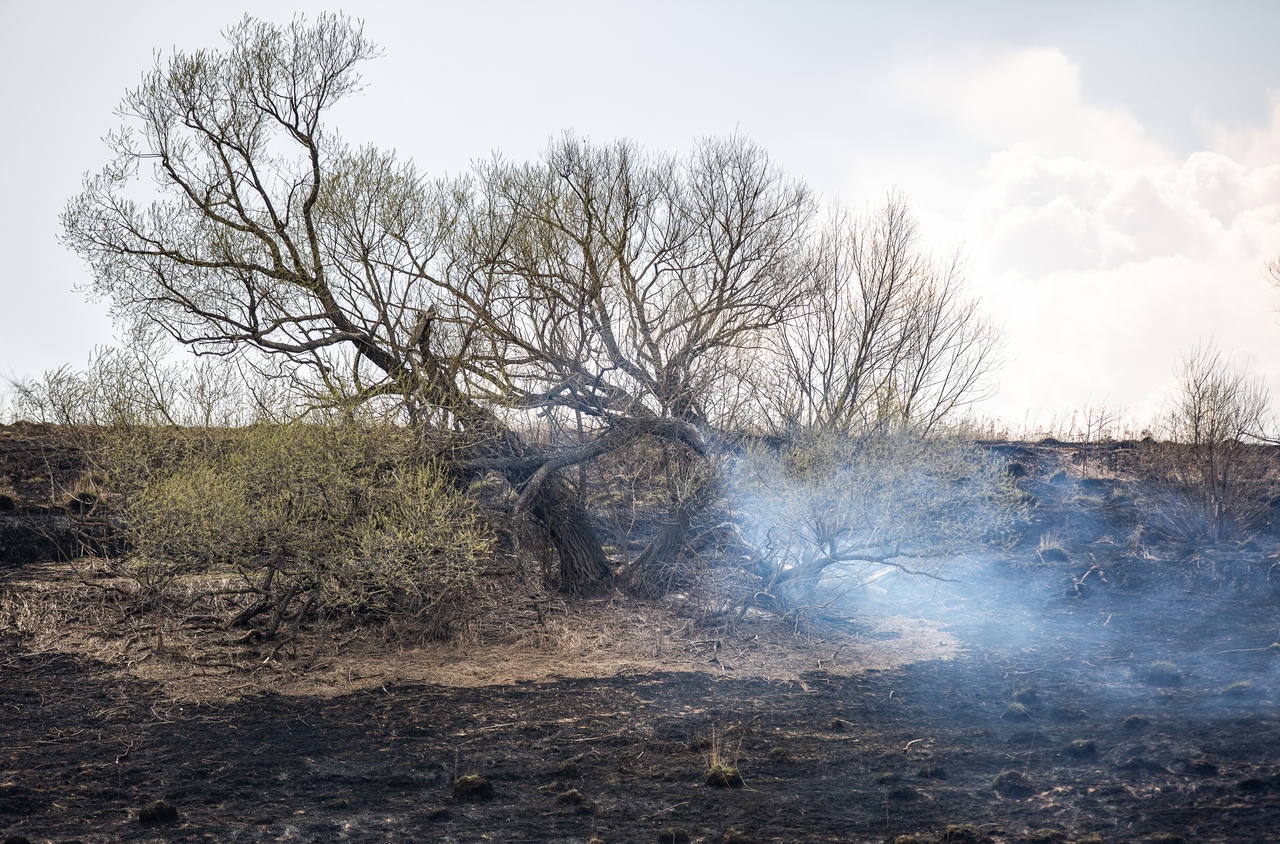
[3,1,1279,425]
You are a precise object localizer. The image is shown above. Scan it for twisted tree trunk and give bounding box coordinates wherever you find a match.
[528,475,611,594]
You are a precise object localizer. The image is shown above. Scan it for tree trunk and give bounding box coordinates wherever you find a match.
[528,475,612,595]
[415,352,612,596]
[437,409,708,598]
[623,514,690,598]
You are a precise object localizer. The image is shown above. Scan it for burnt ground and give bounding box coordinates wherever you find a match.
[3,430,1280,843]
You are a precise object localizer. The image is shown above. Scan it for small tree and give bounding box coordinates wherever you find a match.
[1068,398,1124,477]
[765,194,1000,437]
[1154,342,1273,541]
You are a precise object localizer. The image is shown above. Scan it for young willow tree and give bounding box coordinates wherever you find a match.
[60,15,615,589]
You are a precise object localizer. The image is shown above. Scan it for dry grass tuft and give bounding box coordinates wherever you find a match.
[703,724,744,788]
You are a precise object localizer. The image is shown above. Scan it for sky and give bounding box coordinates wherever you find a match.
[3,1,1280,430]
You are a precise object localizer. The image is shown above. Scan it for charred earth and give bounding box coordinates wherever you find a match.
[3,429,1280,843]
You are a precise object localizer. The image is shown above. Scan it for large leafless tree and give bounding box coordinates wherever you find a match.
[61,15,829,594]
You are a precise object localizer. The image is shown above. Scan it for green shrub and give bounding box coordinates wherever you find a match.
[100,422,492,630]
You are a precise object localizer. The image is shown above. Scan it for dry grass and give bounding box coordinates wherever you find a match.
[0,558,959,704]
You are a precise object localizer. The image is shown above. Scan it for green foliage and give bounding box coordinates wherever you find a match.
[99,423,492,622]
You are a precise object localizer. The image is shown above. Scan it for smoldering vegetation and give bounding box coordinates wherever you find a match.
[871,438,1280,705]
[5,427,1280,843]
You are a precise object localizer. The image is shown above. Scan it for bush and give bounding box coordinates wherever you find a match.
[730,431,1022,611]
[1147,342,1275,542]
[97,422,493,635]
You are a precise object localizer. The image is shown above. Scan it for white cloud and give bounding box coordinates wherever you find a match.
[888,47,1280,425]
[1209,91,1280,170]
[973,148,1280,276]
[892,47,1168,169]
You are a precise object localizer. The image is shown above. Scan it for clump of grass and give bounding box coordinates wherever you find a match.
[940,825,982,844]
[1037,532,1069,563]
[556,759,582,778]
[767,746,791,761]
[138,800,179,824]
[720,828,757,844]
[1001,702,1033,721]
[1145,661,1182,685]
[916,765,948,779]
[1236,777,1268,794]
[1120,714,1151,732]
[0,476,17,511]
[992,769,1033,797]
[706,762,742,788]
[59,471,110,514]
[1066,739,1098,758]
[703,724,744,788]
[886,783,918,801]
[1026,830,1066,844]
[875,771,902,784]
[1012,686,1039,705]
[1223,680,1256,698]
[452,773,493,801]
[554,788,585,805]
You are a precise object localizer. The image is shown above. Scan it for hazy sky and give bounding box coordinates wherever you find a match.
[3,1,1279,427]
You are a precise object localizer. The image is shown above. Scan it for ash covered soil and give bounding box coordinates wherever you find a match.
[3,429,1280,844]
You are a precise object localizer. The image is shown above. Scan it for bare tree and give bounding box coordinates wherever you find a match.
[1153,341,1273,541]
[439,136,816,589]
[59,15,619,592]
[766,194,1000,436]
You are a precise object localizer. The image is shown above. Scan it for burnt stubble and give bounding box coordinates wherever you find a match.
[2,437,1280,842]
